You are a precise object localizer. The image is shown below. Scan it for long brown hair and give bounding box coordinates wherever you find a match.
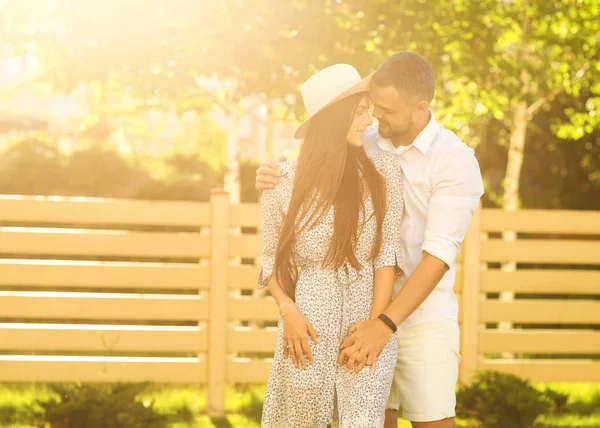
[273,93,387,300]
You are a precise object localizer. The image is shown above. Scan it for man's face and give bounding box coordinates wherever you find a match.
[369,83,415,139]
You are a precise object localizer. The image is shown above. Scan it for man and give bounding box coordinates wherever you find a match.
[256,52,484,428]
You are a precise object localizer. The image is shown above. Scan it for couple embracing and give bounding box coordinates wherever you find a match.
[256,52,484,428]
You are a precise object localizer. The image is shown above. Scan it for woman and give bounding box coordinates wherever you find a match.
[259,64,404,428]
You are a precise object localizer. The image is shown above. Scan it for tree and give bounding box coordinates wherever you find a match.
[355,0,599,209]
[0,0,370,200]
[1,0,598,207]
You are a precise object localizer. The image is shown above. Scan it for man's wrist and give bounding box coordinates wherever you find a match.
[377,313,398,333]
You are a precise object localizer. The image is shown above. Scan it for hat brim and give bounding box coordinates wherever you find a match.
[294,72,374,140]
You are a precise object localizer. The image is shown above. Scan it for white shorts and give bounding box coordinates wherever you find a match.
[386,319,461,423]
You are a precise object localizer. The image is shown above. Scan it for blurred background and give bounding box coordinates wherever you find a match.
[0,0,598,208]
[0,1,599,428]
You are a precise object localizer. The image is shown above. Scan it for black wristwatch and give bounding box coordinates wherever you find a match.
[377,314,397,333]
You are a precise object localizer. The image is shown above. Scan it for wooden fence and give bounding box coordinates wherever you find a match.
[0,193,598,416]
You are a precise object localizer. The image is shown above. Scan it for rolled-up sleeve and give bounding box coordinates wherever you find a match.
[422,146,484,268]
[257,186,284,287]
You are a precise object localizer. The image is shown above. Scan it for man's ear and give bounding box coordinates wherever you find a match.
[416,100,429,113]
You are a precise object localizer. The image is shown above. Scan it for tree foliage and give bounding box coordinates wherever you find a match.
[0,0,598,208]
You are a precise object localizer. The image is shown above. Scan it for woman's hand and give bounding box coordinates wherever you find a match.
[281,302,320,369]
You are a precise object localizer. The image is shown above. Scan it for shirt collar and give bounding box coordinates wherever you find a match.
[412,110,438,155]
[377,110,438,155]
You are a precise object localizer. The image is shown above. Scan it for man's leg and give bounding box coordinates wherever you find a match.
[384,410,398,428]
[412,418,454,428]
[386,412,454,428]
[395,320,461,428]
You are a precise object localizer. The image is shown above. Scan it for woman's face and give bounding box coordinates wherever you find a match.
[346,95,373,147]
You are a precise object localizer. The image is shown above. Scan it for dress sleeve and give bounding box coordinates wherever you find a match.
[257,178,285,288]
[373,154,404,277]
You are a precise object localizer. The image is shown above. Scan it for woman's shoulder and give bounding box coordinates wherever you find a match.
[367,151,402,176]
[279,159,298,178]
[262,159,297,202]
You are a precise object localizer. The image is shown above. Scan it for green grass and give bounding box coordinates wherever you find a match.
[540,382,600,403]
[0,384,266,428]
[0,382,598,427]
[534,383,600,428]
[140,384,266,428]
[536,414,600,428]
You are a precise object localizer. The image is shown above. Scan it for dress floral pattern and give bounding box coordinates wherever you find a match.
[259,151,404,428]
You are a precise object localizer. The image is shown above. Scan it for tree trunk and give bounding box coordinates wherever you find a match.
[224,103,240,204]
[503,0,532,209]
[499,0,532,351]
[503,100,529,211]
[265,99,275,160]
[500,99,529,330]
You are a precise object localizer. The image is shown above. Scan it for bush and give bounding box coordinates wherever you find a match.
[0,139,228,201]
[0,402,44,427]
[457,371,553,428]
[565,391,600,416]
[0,384,53,427]
[39,383,173,428]
[543,387,571,415]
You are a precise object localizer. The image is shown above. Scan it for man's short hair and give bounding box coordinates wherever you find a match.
[372,52,435,103]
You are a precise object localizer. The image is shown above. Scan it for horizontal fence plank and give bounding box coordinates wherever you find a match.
[481,209,600,235]
[481,240,600,264]
[479,330,600,354]
[228,329,277,353]
[230,204,261,228]
[0,263,209,290]
[0,326,207,353]
[228,298,464,324]
[478,360,600,382]
[0,358,206,383]
[479,300,600,324]
[227,359,271,383]
[228,298,279,322]
[229,234,261,258]
[230,264,462,291]
[0,294,208,321]
[0,197,210,227]
[0,231,210,259]
[228,265,262,288]
[480,270,600,294]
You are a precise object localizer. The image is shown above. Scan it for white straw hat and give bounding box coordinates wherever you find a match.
[294,64,372,139]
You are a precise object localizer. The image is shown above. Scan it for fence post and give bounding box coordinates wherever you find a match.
[208,189,229,417]
[460,204,482,385]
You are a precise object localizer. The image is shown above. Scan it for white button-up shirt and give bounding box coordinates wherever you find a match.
[364,112,484,328]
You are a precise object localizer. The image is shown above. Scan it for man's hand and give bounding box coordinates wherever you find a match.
[255,156,287,190]
[337,319,393,375]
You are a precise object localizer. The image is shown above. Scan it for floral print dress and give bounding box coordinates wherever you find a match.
[259,151,404,428]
